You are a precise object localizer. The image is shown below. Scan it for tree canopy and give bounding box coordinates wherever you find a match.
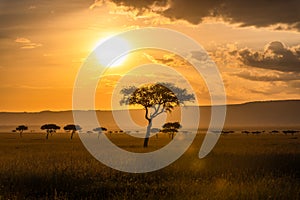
[120,82,194,115]
[41,124,60,139]
[15,125,28,137]
[161,122,182,139]
[93,127,108,138]
[63,124,82,132]
[93,127,107,132]
[63,124,82,139]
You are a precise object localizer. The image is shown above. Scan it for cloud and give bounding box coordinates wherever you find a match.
[0,0,91,34]
[234,70,300,82]
[15,37,31,43]
[90,0,300,31]
[237,41,300,73]
[289,80,300,89]
[15,37,42,49]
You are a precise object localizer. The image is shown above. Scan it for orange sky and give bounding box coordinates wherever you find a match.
[0,0,300,112]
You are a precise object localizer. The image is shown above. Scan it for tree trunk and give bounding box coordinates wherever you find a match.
[46,131,49,139]
[143,120,152,148]
[19,131,23,138]
[71,130,75,139]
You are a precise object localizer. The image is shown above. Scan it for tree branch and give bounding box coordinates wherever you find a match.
[150,104,161,118]
[152,107,165,118]
[144,106,151,122]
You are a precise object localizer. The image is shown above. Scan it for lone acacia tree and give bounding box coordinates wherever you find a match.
[161,122,181,139]
[41,124,60,139]
[120,83,194,147]
[15,125,28,138]
[63,124,82,139]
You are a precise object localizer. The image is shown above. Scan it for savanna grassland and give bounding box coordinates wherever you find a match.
[0,131,300,199]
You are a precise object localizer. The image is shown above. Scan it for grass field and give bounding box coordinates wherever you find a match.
[0,132,300,199]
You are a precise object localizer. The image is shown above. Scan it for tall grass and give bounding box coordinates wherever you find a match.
[0,132,299,199]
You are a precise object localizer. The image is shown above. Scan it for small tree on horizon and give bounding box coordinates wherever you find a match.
[41,124,60,139]
[63,124,82,139]
[161,122,181,139]
[120,83,194,147]
[93,127,108,138]
[15,125,28,138]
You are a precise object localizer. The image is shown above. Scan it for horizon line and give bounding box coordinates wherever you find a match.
[0,99,299,114]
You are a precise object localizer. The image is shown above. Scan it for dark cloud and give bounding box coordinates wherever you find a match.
[219,0,300,29]
[108,0,168,10]
[99,0,300,31]
[237,41,300,73]
[0,0,93,32]
[190,50,209,61]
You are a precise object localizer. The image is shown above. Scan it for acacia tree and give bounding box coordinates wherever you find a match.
[63,124,82,139]
[161,122,181,139]
[15,125,28,138]
[93,127,108,138]
[120,83,194,147]
[41,124,60,139]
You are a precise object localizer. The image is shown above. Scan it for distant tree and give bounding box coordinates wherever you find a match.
[41,124,60,139]
[63,124,82,139]
[270,130,279,134]
[93,127,107,138]
[15,125,28,138]
[161,122,182,139]
[222,130,235,135]
[252,131,261,135]
[120,83,194,147]
[283,130,299,136]
[242,130,250,135]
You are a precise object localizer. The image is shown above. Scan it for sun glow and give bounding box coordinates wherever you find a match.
[94,36,131,68]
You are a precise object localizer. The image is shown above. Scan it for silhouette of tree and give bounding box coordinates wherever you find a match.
[270,130,279,134]
[252,131,261,135]
[283,130,299,135]
[161,122,182,139]
[63,124,82,139]
[15,125,28,138]
[41,124,60,139]
[242,130,250,135]
[93,127,107,138]
[120,83,194,147]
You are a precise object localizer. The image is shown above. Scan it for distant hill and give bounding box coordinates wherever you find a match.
[0,100,299,131]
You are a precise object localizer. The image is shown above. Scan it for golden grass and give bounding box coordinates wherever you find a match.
[0,132,299,199]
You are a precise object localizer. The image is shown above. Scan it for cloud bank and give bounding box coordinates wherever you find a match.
[237,41,300,73]
[91,0,300,31]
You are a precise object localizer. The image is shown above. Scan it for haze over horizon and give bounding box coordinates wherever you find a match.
[0,99,299,113]
[1,1,300,112]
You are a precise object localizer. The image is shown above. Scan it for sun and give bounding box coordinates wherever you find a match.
[94,36,131,68]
